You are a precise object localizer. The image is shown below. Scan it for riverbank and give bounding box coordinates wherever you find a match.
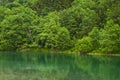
[88,53,120,56]
[1,49,120,57]
[1,47,120,56]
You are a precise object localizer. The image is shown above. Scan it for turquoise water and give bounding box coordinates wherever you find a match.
[0,52,120,80]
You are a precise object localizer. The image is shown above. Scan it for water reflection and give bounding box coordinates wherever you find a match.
[0,52,120,80]
[74,55,120,80]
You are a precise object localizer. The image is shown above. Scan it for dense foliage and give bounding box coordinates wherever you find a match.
[0,0,120,54]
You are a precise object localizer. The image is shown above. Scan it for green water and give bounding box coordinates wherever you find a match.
[0,52,120,80]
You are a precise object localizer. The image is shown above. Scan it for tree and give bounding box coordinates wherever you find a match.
[106,0,120,25]
[36,12,71,50]
[88,27,100,51]
[59,0,98,39]
[0,0,16,6]
[99,20,120,53]
[0,6,11,22]
[74,37,92,54]
[32,0,73,15]
[0,6,39,50]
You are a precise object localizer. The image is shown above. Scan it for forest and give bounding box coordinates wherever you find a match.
[0,0,120,54]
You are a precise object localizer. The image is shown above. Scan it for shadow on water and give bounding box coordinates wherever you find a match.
[0,52,120,80]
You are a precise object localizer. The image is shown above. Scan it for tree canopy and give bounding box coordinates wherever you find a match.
[0,0,120,54]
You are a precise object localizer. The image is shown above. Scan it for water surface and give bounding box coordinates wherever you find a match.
[0,52,120,80]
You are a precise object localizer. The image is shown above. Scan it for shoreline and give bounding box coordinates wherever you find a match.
[88,53,120,56]
[0,50,120,56]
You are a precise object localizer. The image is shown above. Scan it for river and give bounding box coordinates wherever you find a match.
[0,52,120,80]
